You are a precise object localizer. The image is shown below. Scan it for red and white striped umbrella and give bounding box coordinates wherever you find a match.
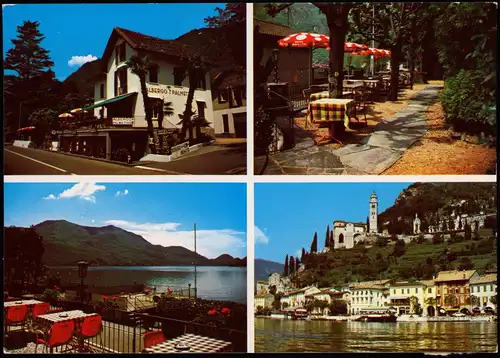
[278,32,330,48]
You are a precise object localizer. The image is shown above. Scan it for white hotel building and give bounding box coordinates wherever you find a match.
[58,27,245,160]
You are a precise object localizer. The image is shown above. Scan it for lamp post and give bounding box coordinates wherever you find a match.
[272,49,280,83]
[194,224,197,299]
[77,261,90,304]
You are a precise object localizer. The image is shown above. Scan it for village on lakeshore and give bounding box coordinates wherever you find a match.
[255,189,497,322]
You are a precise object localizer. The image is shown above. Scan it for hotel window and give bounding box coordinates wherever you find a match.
[152,99,162,119]
[99,83,105,99]
[116,43,126,64]
[196,101,205,119]
[149,66,159,83]
[415,288,418,294]
[234,86,243,107]
[483,286,485,292]
[218,90,228,104]
[114,67,127,96]
[195,69,206,90]
[428,288,432,293]
[173,67,185,86]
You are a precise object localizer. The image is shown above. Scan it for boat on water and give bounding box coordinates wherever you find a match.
[356,314,397,322]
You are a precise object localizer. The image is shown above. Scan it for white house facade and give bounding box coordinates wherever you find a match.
[470,273,497,310]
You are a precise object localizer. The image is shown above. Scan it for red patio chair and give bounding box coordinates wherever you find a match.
[27,302,51,331]
[35,320,75,353]
[77,315,103,352]
[143,330,166,348]
[5,305,29,333]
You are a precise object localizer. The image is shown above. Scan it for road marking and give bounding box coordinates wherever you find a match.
[134,165,182,174]
[5,149,72,174]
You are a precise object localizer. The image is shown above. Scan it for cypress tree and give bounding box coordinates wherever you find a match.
[295,257,300,271]
[325,225,330,248]
[366,216,370,232]
[330,230,335,250]
[311,232,318,253]
[301,248,306,262]
[289,255,295,275]
[284,254,289,276]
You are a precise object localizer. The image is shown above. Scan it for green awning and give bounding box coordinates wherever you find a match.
[83,92,137,110]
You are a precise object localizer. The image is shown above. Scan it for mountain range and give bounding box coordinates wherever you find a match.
[17,220,246,267]
[254,258,284,283]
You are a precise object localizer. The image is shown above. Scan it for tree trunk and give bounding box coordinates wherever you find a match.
[409,53,415,90]
[183,69,197,145]
[388,47,401,101]
[325,12,349,98]
[140,75,156,154]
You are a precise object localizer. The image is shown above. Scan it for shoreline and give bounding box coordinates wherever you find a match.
[254,315,496,323]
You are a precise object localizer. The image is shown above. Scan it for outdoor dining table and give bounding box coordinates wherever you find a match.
[308,98,356,144]
[4,299,44,308]
[310,91,353,101]
[143,333,232,353]
[35,310,100,352]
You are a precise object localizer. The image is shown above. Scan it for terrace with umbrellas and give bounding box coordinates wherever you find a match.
[253,5,442,175]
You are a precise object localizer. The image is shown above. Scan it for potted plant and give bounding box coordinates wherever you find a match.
[42,285,62,306]
[94,296,119,320]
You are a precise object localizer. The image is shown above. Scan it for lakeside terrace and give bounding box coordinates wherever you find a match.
[4,293,247,353]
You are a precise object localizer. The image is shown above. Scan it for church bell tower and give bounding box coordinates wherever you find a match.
[369,192,378,233]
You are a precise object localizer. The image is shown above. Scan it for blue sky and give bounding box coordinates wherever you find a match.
[255,182,413,263]
[2,3,225,80]
[4,181,246,259]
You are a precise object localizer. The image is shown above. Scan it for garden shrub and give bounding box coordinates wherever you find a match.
[440,69,496,135]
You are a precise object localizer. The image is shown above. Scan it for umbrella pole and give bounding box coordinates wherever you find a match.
[309,47,312,87]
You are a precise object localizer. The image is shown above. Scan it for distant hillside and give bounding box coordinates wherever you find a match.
[8,220,246,267]
[255,258,284,282]
[379,183,497,234]
[63,59,103,96]
[295,183,497,288]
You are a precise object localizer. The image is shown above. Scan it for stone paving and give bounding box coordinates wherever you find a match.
[255,85,441,175]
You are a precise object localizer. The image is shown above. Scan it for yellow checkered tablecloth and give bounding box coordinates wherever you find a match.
[309,98,355,129]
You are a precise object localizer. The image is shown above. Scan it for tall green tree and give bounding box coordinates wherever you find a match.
[126,54,158,154]
[301,248,306,262]
[351,3,424,101]
[330,230,335,251]
[289,255,295,275]
[4,20,54,81]
[284,254,289,276]
[393,239,406,257]
[325,225,330,248]
[311,232,318,253]
[295,257,300,272]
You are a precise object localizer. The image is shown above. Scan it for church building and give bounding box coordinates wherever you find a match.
[332,192,378,249]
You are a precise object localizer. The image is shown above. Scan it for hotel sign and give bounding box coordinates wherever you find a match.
[147,86,189,97]
[112,118,134,126]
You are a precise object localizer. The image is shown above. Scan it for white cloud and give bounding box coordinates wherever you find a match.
[68,54,98,67]
[43,182,106,203]
[105,220,246,259]
[2,4,16,9]
[295,249,302,258]
[115,189,129,197]
[254,226,269,244]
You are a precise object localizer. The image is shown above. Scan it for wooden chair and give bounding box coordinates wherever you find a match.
[302,88,312,128]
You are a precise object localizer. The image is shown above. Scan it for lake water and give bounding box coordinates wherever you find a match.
[50,266,246,303]
[255,318,497,352]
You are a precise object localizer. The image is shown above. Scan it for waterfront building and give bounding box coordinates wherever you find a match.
[349,282,388,315]
[470,273,497,310]
[281,286,321,310]
[435,270,478,313]
[256,280,269,294]
[254,293,274,312]
[387,280,437,316]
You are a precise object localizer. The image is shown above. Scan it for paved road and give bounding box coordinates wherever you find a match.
[4,147,176,175]
[4,144,247,175]
[145,143,247,174]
